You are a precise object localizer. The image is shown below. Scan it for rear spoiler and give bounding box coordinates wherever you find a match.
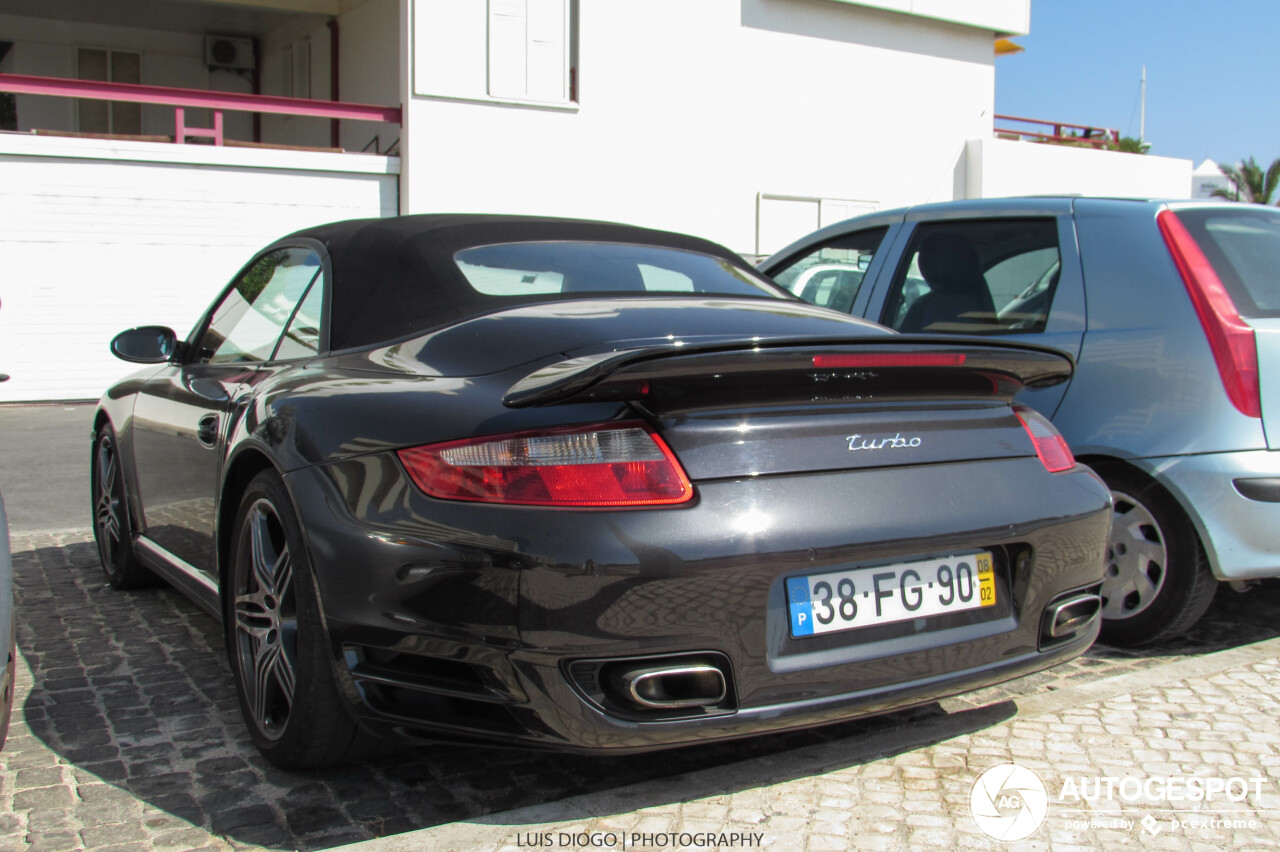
[503,336,1073,408]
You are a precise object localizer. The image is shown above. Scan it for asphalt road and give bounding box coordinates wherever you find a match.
[0,403,95,533]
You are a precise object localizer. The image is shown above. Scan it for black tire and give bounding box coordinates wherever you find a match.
[92,426,153,589]
[225,470,378,768]
[1096,468,1217,647]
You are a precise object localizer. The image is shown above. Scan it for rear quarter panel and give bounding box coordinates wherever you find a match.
[1057,200,1266,457]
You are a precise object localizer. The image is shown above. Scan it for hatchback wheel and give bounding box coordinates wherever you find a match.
[92,426,152,589]
[226,470,378,768]
[1097,469,1216,646]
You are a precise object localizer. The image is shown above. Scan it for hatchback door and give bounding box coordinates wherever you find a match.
[1162,205,1280,448]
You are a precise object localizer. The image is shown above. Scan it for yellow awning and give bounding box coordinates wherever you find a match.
[995,38,1025,56]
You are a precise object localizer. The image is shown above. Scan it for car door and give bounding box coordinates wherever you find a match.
[768,203,1086,417]
[130,246,324,577]
[863,212,1085,415]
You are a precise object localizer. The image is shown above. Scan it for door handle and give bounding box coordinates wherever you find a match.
[196,414,220,448]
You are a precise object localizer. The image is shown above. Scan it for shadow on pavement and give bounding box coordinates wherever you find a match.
[4,538,1002,850]
[9,536,1280,850]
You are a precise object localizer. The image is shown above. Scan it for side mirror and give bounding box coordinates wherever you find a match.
[111,326,178,364]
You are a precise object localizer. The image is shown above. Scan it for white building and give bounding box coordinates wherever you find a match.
[1192,158,1234,200]
[0,0,1192,401]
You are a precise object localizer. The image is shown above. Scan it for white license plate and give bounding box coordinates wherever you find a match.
[786,552,996,637]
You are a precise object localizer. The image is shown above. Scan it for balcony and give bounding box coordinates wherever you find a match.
[993,114,1120,150]
[0,73,400,153]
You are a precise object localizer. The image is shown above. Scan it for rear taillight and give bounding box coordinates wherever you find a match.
[397,422,694,507]
[1156,209,1261,418]
[1015,405,1074,473]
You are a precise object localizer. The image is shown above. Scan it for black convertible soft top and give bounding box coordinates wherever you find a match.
[280,214,774,352]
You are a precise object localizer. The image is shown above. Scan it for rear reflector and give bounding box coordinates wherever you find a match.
[397,422,694,507]
[1156,209,1261,418]
[813,353,967,369]
[1015,405,1074,473]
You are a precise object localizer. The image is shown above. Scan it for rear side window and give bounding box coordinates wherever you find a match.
[881,219,1060,334]
[1174,208,1280,317]
[454,242,781,298]
[767,227,887,313]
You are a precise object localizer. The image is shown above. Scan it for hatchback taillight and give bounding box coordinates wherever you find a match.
[397,422,694,507]
[1015,405,1074,473]
[1156,209,1261,418]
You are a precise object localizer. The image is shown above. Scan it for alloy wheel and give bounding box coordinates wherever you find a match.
[94,435,125,567]
[232,498,298,741]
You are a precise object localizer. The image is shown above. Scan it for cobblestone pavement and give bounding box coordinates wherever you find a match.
[3,529,1280,852]
[357,641,1280,851]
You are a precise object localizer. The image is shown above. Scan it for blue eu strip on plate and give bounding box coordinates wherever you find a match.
[786,576,814,636]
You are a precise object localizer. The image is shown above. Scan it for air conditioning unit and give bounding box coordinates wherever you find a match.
[205,36,255,71]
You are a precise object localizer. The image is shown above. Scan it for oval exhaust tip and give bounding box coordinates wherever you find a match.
[622,664,727,709]
[1045,593,1102,639]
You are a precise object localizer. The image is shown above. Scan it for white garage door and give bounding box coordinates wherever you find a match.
[0,136,398,403]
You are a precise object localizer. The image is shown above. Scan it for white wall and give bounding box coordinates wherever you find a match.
[401,0,997,255]
[1192,159,1233,200]
[338,0,401,154]
[0,134,399,402]
[965,137,1193,200]
[829,0,1029,35]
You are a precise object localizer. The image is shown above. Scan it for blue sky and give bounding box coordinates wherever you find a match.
[994,1,1278,169]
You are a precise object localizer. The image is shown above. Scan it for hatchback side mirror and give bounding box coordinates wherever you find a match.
[111,326,179,364]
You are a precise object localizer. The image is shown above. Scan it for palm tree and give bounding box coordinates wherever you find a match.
[1213,157,1280,204]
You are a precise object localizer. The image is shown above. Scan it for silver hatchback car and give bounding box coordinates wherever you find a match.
[764,198,1280,645]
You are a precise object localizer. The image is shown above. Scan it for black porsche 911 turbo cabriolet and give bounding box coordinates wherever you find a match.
[94,214,1110,768]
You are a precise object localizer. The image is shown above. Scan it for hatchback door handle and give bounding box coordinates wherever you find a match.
[196,414,220,448]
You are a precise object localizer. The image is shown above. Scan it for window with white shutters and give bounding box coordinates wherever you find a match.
[488,0,571,103]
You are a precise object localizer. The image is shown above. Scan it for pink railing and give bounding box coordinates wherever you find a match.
[0,73,400,147]
[993,113,1119,148]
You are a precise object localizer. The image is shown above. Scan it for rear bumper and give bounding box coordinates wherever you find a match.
[1138,450,1280,581]
[285,455,1110,752]
[496,630,1094,754]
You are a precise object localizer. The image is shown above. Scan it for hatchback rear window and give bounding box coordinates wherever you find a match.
[1175,208,1280,317]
